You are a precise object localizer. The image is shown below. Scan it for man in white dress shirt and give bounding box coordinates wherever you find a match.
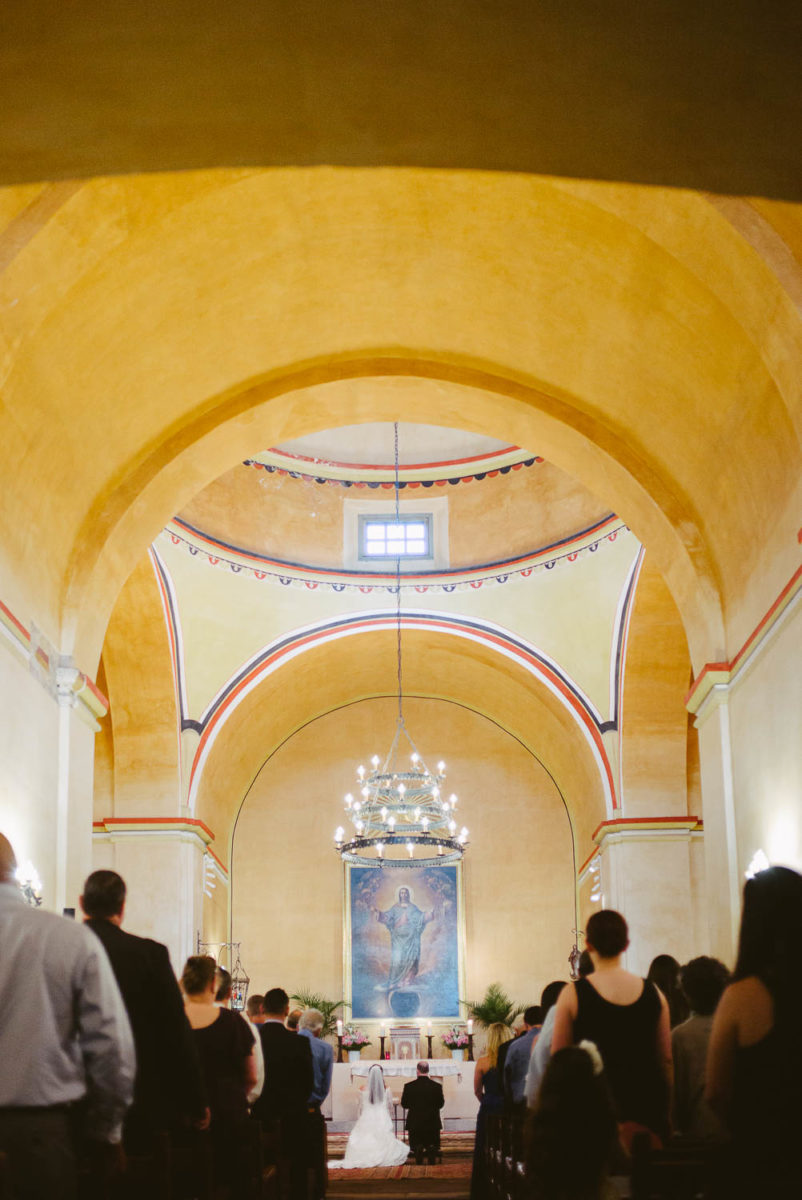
[0,833,135,1199]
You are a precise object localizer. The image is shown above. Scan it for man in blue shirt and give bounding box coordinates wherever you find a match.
[298,1008,334,1199]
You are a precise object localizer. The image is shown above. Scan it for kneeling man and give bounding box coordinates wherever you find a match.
[401,1062,445,1165]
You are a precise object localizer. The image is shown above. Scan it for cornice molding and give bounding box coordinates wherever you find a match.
[686,564,802,723]
[592,815,703,847]
[92,816,225,871]
[0,598,108,729]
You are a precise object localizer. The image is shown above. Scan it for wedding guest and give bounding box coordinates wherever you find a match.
[0,836,134,1200]
[286,1007,303,1031]
[247,994,267,1023]
[504,1006,543,1107]
[647,954,690,1029]
[182,956,257,1191]
[471,1022,514,1199]
[526,965,592,1108]
[552,911,671,1144]
[253,988,314,1200]
[525,1043,618,1200]
[705,865,802,1195]
[216,966,264,1105]
[298,1008,335,1196]
[671,955,729,1141]
[80,869,207,1150]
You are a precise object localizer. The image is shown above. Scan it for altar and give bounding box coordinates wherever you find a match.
[324,1059,479,1132]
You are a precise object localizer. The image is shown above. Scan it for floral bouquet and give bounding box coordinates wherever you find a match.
[441,1026,469,1049]
[341,1023,371,1049]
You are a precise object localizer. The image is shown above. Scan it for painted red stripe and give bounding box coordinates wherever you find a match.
[265,446,523,472]
[0,597,30,641]
[685,563,802,706]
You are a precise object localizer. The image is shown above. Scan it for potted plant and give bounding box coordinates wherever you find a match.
[442,1026,469,1061]
[289,988,344,1040]
[342,1023,371,1063]
[463,982,522,1028]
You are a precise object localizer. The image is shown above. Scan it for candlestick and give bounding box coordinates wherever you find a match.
[426,1034,433,1058]
[336,1034,344,1064]
[379,1035,386,1060]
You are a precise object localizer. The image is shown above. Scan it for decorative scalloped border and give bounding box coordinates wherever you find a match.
[243,447,541,487]
[161,514,628,593]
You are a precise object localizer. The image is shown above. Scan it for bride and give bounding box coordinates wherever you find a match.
[330,1064,410,1168]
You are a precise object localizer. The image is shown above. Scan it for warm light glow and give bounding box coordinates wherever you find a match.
[745,848,770,879]
[345,793,353,807]
[371,755,380,768]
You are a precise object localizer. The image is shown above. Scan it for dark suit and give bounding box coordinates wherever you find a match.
[401,1075,444,1161]
[253,1021,314,1200]
[84,918,206,1149]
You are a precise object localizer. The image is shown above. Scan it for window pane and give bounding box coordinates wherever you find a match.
[366,525,386,540]
[364,541,386,555]
[406,523,426,539]
[406,539,426,554]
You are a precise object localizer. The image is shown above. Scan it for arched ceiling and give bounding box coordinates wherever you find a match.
[192,627,609,860]
[1,170,800,673]
[1,2,800,197]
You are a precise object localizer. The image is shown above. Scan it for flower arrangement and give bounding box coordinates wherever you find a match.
[341,1023,371,1049]
[441,1026,469,1049]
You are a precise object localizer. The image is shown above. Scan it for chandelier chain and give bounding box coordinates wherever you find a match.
[394,420,403,724]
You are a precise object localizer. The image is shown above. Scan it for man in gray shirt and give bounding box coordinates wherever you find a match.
[0,833,135,1199]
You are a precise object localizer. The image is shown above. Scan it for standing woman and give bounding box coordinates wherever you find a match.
[551,910,672,1146]
[705,866,802,1196]
[182,956,257,1192]
[470,1022,513,1200]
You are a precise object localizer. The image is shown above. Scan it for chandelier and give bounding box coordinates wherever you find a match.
[334,424,469,869]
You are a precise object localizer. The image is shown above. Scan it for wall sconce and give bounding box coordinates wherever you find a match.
[16,860,43,907]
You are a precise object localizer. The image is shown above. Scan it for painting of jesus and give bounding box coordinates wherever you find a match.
[347,865,461,1020]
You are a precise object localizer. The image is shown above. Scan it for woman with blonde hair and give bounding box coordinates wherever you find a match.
[470,1022,514,1199]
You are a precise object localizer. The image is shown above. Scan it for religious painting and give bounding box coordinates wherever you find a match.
[345,864,463,1021]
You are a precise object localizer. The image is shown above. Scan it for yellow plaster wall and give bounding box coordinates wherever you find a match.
[99,558,180,817]
[620,561,693,816]
[231,698,575,1015]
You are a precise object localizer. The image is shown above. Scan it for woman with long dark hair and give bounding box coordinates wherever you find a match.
[646,955,689,1029]
[706,865,802,1193]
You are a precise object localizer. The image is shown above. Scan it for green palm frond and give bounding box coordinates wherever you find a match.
[289,988,347,1038]
[463,982,521,1028]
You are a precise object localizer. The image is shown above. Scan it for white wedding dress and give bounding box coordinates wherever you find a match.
[330,1065,410,1169]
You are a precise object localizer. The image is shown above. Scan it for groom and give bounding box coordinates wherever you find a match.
[401,1062,445,1165]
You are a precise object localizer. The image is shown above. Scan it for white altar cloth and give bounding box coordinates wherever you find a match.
[348,1059,467,1077]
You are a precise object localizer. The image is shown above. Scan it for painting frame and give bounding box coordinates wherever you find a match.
[343,861,466,1024]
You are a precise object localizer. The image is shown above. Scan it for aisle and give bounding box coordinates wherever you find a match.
[326,1131,474,1198]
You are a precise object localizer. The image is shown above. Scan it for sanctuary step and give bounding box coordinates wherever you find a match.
[327,1132,473,1199]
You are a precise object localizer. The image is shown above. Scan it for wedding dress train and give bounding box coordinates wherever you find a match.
[329,1064,409,1169]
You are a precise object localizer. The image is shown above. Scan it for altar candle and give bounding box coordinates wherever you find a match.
[467,1019,473,1035]
[427,1021,432,1033]
[337,1019,343,1036]
[380,1023,385,1036]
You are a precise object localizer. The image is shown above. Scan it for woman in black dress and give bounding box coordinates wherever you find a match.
[552,910,672,1145]
[705,865,802,1196]
[182,955,257,1190]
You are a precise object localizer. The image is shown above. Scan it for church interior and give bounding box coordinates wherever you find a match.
[1,2,801,1048]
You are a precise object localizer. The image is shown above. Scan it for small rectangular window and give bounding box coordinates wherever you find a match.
[358,515,433,560]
